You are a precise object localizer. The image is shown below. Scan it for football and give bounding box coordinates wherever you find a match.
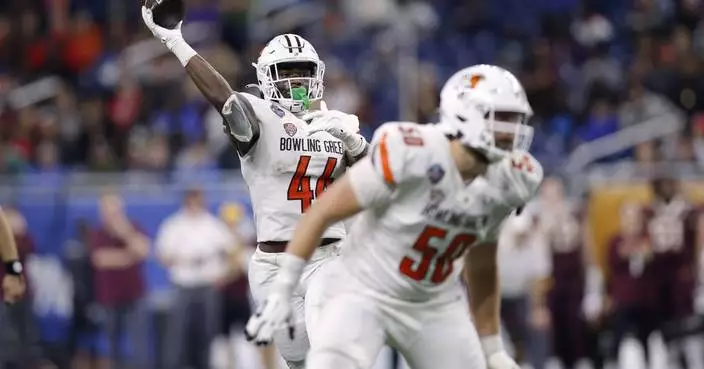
[144,0,185,29]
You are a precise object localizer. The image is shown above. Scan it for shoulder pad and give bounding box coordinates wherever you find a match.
[369,122,429,187]
[490,151,544,208]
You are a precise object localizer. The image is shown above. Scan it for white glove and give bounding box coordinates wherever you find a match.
[244,253,306,345]
[141,7,196,66]
[303,101,367,157]
[244,289,294,345]
[486,351,521,369]
[481,335,520,369]
[582,292,604,322]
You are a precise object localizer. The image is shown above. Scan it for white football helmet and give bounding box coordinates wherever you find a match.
[439,64,534,162]
[253,34,325,114]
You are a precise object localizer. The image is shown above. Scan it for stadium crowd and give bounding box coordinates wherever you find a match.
[1,0,704,368]
[0,0,702,174]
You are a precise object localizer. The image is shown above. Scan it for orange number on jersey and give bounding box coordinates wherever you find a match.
[287,156,338,213]
[398,126,424,146]
[511,154,534,173]
[399,226,476,284]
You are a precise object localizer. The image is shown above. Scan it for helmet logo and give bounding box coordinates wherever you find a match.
[465,74,485,89]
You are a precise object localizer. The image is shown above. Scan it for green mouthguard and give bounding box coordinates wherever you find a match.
[291,86,310,109]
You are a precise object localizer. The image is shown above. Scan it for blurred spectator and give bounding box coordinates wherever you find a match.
[644,177,698,368]
[64,219,100,369]
[497,205,551,368]
[571,6,614,49]
[174,138,217,172]
[618,79,682,129]
[581,44,623,94]
[626,0,672,34]
[606,202,658,366]
[537,178,595,369]
[61,11,104,76]
[155,188,234,369]
[89,190,151,369]
[521,40,563,120]
[216,203,277,369]
[0,207,45,368]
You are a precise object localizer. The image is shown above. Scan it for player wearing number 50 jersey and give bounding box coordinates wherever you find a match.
[141,6,368,369]
[246,65,543,369]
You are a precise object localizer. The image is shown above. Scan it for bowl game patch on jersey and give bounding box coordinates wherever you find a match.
[283,122,297,137]
[427,164,445,184]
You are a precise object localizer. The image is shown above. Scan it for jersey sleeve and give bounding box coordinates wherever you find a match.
[479,153,544,243]
[368,123,423,188]
[478,208,514,244]
[496,151,544,208]
[347,157,394,208]
[221,92,262,156]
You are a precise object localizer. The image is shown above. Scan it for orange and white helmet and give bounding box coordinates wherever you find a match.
[439,64,534,162]
[253,34,325,114]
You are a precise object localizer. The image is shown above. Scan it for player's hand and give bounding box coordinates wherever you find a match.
[303,101,365,156]
[244,291,294,345]
[141,6,184,49]
[303,101,360,140]
[582,292,604,322]
[486,351,521,369]
[2,275,25,303]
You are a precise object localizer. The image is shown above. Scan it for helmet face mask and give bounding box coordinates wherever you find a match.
[440,65,534,162]
[483,110,533,153]
[255,34,325,114]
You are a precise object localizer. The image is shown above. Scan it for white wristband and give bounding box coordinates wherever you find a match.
[169,38,197,67]
[271,253,307,296]
[480,334,505,356]
[345,135,367,157]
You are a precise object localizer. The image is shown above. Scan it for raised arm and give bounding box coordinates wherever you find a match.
[183,56,234,111]
[141,7,260,154]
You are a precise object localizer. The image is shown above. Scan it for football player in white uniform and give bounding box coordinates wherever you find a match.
[245,65,543,369]
[141,7,368,369]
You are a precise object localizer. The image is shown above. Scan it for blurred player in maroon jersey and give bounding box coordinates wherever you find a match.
[645,177,698,368]
[607,202,659,365]
[536,178,592,369]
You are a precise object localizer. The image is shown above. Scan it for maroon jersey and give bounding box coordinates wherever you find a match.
[644,197,697,317]
[89,223,146,306]
[644,197,695,272]
[539,201,585,288]
[607,234,659,309]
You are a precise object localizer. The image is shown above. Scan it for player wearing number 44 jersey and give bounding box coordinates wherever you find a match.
[141,6,368,369]
[246,65,544,369]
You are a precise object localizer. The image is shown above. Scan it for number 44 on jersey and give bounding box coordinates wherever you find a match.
[287,156,338,212]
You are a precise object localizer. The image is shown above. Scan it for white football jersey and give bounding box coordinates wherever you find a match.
[238,93,348,242]
[343,122,543,302]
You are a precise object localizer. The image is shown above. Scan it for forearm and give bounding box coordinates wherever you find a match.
[0,210,18,262]
[93,249,134,269]
[222,247,245,280]
[465,247,501,336]
[276,176,363,290]
[124,233,149,261]
[184,54,258,150]
[185,55,235,111]
[287,212,332,261]
[530,277,552,308]
[465,267,501,336]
